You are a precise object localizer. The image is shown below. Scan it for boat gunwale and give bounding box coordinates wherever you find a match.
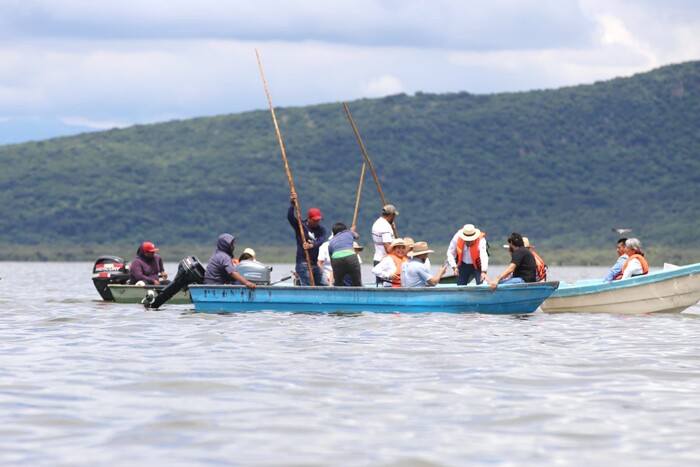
[551,263,700,298]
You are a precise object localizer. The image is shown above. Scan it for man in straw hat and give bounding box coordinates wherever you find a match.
[446,223,489,285]
[401,241,448,287]
[489,232,536,291]
[371,204,399,285]
[371,238,407,287]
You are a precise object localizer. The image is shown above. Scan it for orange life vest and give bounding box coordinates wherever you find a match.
[614,254,649,280]
[455,233,486,270]
[529,248,547,282]
[388,254,407,287]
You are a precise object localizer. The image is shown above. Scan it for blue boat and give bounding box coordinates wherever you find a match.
[187,282,560,314]
[541,262,700,314]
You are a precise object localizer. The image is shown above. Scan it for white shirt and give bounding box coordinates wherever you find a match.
[371,255,402,287]
[446,231,489,271]
[317,240,333,283]
[371,217,395,262]
[621,257,644,279]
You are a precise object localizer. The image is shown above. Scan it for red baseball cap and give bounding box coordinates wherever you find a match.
[307,208,323,221]
[141,241,159,252]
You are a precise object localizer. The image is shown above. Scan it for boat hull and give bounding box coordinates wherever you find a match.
[188,282,559,314]
[541,263,700,314]
[107,284,191,304]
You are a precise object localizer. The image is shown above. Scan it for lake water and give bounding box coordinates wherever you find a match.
[1,262,699,466]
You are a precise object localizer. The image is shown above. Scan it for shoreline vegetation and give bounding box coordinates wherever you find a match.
[1,244,698,267]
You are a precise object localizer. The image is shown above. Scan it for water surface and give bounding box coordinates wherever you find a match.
[1,262,699,466]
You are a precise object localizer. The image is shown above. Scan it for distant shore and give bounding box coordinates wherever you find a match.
[0,244,698,267]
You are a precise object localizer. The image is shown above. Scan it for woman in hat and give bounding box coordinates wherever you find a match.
[371,238,407,287]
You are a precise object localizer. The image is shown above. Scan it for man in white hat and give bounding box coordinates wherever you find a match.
[446,224,489,285]
[371,204,399,285]
[401,241,448,287]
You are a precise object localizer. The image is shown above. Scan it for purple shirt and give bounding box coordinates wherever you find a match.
[328,230,357,256]
[129,247,165,284]
[204,233,237,285]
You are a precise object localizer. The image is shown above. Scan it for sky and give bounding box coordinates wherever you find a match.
[1,0,699,146]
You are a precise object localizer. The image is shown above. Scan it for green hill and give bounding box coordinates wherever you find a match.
[0,60,698,264]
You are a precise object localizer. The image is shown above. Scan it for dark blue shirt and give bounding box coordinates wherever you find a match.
[287,204,327,263]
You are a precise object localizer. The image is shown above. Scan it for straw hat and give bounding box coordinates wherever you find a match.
[390,238,405,248]
[403,237,415,249]
[408,241,434,257]
[352,241,364,251]
[458,224,481,242]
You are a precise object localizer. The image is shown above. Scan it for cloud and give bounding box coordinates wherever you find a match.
[362,75,405,97]
[59,116,130,130]
[0,0,698,145]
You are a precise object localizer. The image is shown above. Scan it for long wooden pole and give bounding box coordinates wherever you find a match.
[256,49,315,285]
[343,102,397,237]
[343,102,388,207]
[352,162,366,227]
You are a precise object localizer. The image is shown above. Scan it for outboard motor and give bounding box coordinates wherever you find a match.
[144,256,205,309]
[92,256,130,301]
[236,260,272,285]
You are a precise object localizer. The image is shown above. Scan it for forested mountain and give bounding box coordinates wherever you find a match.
[0,61,698,263]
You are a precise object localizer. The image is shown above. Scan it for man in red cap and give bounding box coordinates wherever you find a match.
[287,190,328,286]
[129,241,169,285]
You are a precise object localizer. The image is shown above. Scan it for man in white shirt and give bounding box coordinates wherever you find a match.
[371,204,399,285]
[446,224,489,285]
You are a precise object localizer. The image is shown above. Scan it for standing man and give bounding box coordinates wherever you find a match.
[288,190,328,286]
[603,237,628,282]
[129,241,169,285]
[489,232,536,291]
[401,241,448,287]
[446,224,489,285]
[372,204,399,285]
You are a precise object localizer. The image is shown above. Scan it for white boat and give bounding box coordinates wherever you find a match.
[540,262,700,314]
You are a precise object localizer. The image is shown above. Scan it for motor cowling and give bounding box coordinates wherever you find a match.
[236,260,272,285]
[145,256,205,309]
[92,256,130,301]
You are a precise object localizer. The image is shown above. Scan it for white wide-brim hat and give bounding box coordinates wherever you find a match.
[459,224,481,242]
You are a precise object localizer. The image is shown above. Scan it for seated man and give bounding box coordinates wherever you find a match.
[129,241,169,285]
[401,241,448,287]
[603,237,628,282]
[489,232,536,291]
[203,233,256,288]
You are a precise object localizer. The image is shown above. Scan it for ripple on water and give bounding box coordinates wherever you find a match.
[1,262,700,465]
